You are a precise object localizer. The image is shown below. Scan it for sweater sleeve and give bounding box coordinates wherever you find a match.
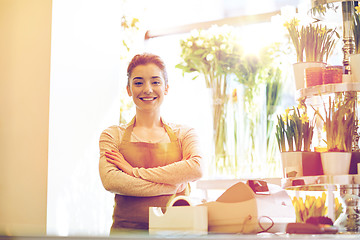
[99,126,181,197]
[131,126,203,185]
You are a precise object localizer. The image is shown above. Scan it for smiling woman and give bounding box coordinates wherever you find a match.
[98,53,204,234]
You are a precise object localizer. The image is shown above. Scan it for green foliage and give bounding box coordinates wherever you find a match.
[309,0,339,19]
[313,93,356,152]
[176,25,244,88]
[302,24,338,62]
[284,18,338,62]
[276,104,315,152]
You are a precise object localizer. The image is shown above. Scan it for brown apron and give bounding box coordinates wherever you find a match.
[110,118,185,232]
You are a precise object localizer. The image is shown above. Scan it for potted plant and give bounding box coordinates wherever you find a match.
[275,101,322,178]
[350,6,360,82]
[284,18,338,89]
[313,93,356,175]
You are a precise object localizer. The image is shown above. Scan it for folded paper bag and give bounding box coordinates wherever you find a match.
[200,181,295,234]
[200,181,259,233]
[149,196,208,235]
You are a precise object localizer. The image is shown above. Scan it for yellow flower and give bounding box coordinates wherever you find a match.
[285,107,290,115]
[283,21,290,29]
[320,27,326,35]
[300,113,309,124]
[292,18,300,26]
[232,88,237,103]
[355,6,360,14]
[321,192,326,203]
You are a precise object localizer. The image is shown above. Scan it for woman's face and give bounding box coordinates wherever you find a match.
[127,63,168,113]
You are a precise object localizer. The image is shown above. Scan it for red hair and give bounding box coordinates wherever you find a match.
[127,53,168,86]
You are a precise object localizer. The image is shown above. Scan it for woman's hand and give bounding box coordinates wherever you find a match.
[105,150,134,176]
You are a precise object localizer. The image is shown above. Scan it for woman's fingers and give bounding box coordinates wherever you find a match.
[105,151,119,160]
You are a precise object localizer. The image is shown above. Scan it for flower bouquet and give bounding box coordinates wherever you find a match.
[292,192,343,223]
[176,25,244,175]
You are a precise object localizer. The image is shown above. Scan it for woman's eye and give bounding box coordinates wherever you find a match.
[134,82,143,86]
[152,81,161,85]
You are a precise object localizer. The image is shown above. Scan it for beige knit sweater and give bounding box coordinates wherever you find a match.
[99,121,203,197]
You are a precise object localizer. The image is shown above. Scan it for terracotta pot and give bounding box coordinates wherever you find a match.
[323,66,343,84]
[305,67,324,87]
[293,62,326,90]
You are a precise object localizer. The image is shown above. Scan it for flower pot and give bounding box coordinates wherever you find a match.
[320,152,352,175]
[302,152,323,176]
[281,152,303,178]
[293,62,326,90]
[350,54,360,82]
[349,152,360,174]
[305,67,324,87]
[323,66,343,84]
[281,152,322,178]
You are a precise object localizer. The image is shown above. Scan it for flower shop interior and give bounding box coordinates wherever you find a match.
[1,0,360,239]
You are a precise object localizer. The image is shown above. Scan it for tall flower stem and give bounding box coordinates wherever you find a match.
[211,74,229,174]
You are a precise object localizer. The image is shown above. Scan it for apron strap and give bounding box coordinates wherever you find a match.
[122,117,135,142]
[163,122,178,142]
[122,116,178,143]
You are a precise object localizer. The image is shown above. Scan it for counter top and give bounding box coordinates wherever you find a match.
[2,233,360,240]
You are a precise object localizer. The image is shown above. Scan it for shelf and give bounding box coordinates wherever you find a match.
[297,82,360,99]
[282,174,360,191]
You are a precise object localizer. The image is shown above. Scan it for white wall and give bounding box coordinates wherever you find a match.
[47,0,124,236]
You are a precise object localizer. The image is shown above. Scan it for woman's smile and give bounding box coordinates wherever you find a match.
[139,96,158,101]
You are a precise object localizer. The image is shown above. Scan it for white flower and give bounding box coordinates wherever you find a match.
[220,44,226,50]
[186,41,193,47]
[196,39,204,46]
[190,29,200,38]
[206,53,214,61]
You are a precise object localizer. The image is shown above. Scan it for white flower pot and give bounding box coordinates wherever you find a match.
[350,54,360,82]
[320,152,352,175]
[280,152,304,178]
[293,62,326,90]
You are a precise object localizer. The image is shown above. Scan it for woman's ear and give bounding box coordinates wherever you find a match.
[164,84,169,95]
[126,85,132,96]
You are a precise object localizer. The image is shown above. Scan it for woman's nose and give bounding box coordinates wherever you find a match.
[143,82,153,94]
